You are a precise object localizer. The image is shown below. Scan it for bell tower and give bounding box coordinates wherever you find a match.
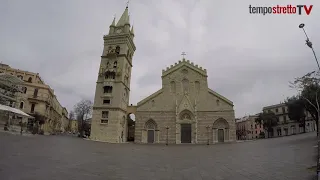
[90,5,136,143]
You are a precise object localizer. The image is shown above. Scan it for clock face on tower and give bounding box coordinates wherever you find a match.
[116,28,122,33]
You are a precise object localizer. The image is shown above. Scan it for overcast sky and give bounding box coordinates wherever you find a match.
[1,0,319,118]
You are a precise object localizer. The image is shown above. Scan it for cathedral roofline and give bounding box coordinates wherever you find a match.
[208,88,233,106]
[137,89,163,107]
[162,59,207,77]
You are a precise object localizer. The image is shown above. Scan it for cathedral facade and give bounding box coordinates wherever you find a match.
[90,6,236,144]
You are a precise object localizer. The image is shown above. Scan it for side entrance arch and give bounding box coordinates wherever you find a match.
[126,105,137,142]
[212,118,230,143]
[145,119,157,143]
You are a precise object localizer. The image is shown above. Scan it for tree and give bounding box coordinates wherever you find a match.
[290,71,320,135]
[285,96,306,133]
[33,112,46,134]
[236,129,250,140]
[255,112,278,138]
[259,131,265,138]
[52,119,60,133]
[74,99,92,137]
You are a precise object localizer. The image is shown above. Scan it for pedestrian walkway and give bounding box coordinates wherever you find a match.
[0,129,34,137]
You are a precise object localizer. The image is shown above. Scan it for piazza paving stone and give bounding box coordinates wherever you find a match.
[0,132,317,180]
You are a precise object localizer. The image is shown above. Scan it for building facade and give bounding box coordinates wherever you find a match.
[236,115,264,140]
[263,103,316,137]
[61,107,69,132]
[0,72,25,128]
[0,72,24,108]
[0,63,68,134]
[68,119,78,134]
[134,60,236,144]
[90,6,236,144]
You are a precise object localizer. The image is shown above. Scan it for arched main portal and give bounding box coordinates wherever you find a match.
[145,119,157,143]
[179,110,193,143]
[212,118,230,143]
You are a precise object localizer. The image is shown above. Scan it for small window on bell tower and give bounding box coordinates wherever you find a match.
[113,61,117,68]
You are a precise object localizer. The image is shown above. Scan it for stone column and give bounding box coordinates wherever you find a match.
[194,115,197,144]
[142,129,146,143]
[225,128,229,142]
[192,123,196,144]
[212,128,217,143]
[176,123,180,144]
[156,130,160,143]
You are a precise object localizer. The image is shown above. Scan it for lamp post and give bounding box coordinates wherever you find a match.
[166,126,169,145]
[206,125,210,145]
[20,119,23,135]
[299,23,320,71]
[299,23,320,178]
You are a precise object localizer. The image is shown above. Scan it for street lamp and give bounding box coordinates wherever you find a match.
[166,126,169,146]
[299,23,320,71]
[206,125,210,145]
[299,23,320,178]
[20,119,23,135]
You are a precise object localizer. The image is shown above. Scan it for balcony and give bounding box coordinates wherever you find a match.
[28,95,51,105]
[0,88,16,98]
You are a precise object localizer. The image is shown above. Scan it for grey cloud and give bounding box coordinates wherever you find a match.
[1,0,319,117]
[136,72,160,87]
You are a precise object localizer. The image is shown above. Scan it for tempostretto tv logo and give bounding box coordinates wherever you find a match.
[249,5,313,15]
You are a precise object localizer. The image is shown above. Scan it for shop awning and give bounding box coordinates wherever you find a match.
[0,104,33,118]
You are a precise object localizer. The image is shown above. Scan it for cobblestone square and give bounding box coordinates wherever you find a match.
[0,132,317,180]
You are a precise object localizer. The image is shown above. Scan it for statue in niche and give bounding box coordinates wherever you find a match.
[107,46,112,53]
[116,66,122,76]
[107,46,116,55]
[99,65,104,76]
[182,113,191,120]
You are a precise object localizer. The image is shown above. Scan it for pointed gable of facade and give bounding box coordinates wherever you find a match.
[161,58,207,78]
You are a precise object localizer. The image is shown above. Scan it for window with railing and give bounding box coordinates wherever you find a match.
[19,102,24,109]
[103,86,112,94]
[103,99,111,104]
[101,111,109,124]
[31,104,35,113]
[17,75,23,80]
[33,89,38,97]
[105,71,115,79]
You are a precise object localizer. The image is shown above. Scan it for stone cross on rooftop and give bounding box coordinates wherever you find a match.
[181,52,186,59]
